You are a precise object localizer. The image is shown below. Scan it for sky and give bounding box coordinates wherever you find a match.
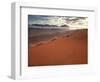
[28,15,88,29]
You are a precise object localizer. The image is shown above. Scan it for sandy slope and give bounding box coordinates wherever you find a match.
[28,29,88,66]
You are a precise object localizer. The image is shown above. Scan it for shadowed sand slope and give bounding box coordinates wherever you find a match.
[28,29,88,66]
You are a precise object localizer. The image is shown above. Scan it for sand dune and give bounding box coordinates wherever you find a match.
[28,29,88,66]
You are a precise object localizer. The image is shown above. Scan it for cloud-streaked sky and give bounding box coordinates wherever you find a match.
[28,15,88,29]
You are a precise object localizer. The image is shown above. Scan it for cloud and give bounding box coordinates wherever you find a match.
[28,15,88,29]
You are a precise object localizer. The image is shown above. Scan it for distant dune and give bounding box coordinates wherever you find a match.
[28,29,88,66]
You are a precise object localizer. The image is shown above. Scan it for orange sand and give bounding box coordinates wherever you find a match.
[28,29,88,66]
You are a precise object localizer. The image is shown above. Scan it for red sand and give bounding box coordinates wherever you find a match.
[28,29,88,66]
